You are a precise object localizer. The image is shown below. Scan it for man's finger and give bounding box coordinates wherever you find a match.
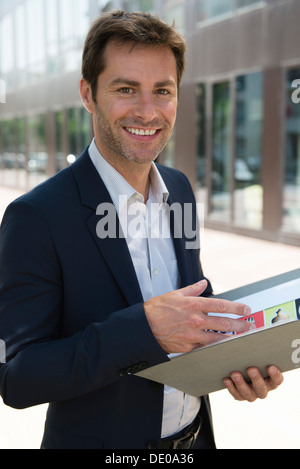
[266,366,284,390]
[224,372,258,402]
[178,282,251,317]
[177,280,208,297]
[198,297,251,317]
[223,366,284,402]
[204,314,255,335]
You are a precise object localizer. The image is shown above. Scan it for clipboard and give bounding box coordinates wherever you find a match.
[135,269,300,397]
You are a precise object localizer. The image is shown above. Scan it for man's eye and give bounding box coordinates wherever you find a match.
[119,87,133,94]
[157,89,169,95]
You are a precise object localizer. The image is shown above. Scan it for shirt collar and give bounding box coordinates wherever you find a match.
[88,138,169,212]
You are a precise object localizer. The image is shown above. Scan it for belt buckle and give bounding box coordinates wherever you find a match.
[172,433,195,450]
[171,417,201,449]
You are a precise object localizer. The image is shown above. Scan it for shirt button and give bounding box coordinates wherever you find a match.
[153,269,159,276]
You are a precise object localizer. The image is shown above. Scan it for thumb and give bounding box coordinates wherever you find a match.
[177,279,208,297]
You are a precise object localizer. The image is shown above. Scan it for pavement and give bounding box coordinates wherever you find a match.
[0,185,300,449]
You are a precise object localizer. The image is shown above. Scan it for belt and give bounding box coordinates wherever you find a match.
[158,416,202,449]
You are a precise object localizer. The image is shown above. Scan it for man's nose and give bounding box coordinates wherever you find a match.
[133,92,158,122]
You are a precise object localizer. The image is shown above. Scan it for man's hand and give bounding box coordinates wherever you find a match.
[144,279,254,354]
[144,280,284,400]
[223,366,284,402]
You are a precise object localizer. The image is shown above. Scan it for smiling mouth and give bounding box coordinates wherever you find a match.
[125,127,158,136]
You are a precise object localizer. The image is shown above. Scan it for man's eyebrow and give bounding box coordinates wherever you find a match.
[110,78,140,87]
[155,79,177,89]
[109,78,176,88]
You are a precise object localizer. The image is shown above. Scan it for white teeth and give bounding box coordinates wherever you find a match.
[126,127,157,136]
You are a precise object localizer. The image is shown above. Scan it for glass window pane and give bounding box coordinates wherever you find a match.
[60,0,75,50]
[207,0,234,19]
[80,108,91,150]
[282,68,300,233]
[27,0,45,65]
[234,72,263,229]
[1,119,18,187]
[196,0,206,22]
[196,84,207,204]
[77,0,90,42]
[237,0,263,9]
[16,118,28,189]
[163,133,175,168]
[68,108,78,156]
[165,2,185,33]
[211,81,231,221]
[15,5,26,70]
[0,14,14,75]
[55,111,66,172]
[28,115,48,188]
[45,0,59,66]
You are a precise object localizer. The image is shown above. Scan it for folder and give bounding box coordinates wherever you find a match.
[135,269,300,397]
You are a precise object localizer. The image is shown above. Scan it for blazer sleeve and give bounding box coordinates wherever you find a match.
[0,200,168,409]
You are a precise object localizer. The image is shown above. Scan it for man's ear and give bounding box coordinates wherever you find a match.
[79,79,94,114]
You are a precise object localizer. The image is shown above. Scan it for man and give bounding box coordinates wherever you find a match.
[0,11,283,449]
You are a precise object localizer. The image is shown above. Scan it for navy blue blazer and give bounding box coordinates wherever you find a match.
[0,148,216,449]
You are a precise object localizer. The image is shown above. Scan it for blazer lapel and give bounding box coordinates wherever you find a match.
[156,164,196,288]
[71,149,144,306]
[167,192,195,288]
[71,150,196,303]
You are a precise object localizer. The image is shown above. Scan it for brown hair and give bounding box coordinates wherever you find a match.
[82,10,186,102]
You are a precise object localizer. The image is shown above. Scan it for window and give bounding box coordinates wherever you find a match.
[0,13,14,89]
[196,0,265,23]
[27,114,48,188]
[59,0,89,73]
[55,111,65,172]
[68,108,79,157]
[27,0,46,81]
[15,5,26,71]
[237,0,263,9]
[165,1,185,33]
[163,133,175,168]
[0,117,27,189]
[282,68,300,233]
[1,119,17,187]
[16,117,27,189]
[211,81,231,221]
[45,0,59,74]
[234,72,263,229]
[208,0,234,19]
[80,108,92,150]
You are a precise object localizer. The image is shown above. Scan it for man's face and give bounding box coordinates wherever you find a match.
[90,41,178,167]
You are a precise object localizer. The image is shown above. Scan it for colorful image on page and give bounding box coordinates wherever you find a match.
[236,310,265,334]
[264,300,297,326]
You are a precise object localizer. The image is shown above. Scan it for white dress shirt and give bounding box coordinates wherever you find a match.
[88,139,200,438]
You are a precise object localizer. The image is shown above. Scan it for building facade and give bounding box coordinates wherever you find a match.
[0,0,300,245]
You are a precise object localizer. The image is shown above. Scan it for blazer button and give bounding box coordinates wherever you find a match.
[119,361,149,377]
[138,361,149,371]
